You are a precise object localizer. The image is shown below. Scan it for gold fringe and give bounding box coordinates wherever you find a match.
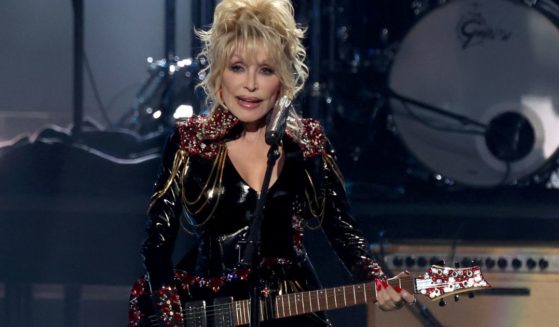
[181,144,227,230]
[323,153,346,192]
[183,145,223,206]
[303,153,346,230]
[149,149,189,209]
[303,169,325,230]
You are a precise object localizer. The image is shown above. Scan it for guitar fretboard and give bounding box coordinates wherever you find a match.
[233,278,412,326]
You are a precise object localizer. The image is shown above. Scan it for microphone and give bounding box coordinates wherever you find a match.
[265,96,292,146]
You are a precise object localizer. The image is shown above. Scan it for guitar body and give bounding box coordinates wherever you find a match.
[131,289,237,327]
[129,270,254,327]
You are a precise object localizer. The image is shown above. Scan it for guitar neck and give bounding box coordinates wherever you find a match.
[232,277,415,325]
[130,265,489,326]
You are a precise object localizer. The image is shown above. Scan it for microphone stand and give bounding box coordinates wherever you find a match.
[241,143,281,327]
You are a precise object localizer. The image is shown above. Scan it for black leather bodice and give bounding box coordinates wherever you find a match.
[141,112,383,298]
[180,139,307,278]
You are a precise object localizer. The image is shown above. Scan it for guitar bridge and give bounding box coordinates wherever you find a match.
[213,297,235,327]
[183,297,235,327]
[184,300,207,327]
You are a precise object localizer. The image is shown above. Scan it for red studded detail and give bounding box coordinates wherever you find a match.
[292,119,327,159]
[177,107,238,159]
[353,256,386,281]
[177,108,327,160]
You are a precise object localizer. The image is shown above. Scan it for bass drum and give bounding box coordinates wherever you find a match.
[389,0,559,187]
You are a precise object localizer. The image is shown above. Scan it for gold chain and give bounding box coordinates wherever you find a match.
[181,143,227,229]
[149,149,189,209]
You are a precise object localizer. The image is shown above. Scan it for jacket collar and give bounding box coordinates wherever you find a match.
[199,106,241,141]
[194,106,325,159]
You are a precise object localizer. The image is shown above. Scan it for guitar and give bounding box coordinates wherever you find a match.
[129,265,490,327]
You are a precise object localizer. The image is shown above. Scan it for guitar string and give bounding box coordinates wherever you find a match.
[175,286,398,320]
[143,281,478,322]
[140,276,482,324]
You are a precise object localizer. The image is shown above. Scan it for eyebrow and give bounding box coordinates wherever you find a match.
[229,54,272,66]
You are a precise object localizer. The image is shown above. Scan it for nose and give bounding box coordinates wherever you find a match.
[244,71,257,92]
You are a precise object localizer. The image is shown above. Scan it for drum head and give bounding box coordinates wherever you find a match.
[389,0,559,187]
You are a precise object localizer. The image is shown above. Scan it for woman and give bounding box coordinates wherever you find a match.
[130,0,415,326]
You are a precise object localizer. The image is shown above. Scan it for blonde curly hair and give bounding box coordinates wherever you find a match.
[196,0,308,113]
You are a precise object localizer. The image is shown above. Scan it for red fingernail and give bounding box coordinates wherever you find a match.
[375,279,382,291]
[382,281,389,289]
[394,286,402,293]
[404,270,411,275]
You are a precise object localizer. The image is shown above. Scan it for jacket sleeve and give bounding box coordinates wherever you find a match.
[318,141,386,282]
[141,130,186,291]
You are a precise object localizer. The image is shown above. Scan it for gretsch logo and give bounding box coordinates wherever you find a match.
[457,3,512,49]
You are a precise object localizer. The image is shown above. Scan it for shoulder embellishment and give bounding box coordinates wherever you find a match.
[176,107,239,159]
[296,118,327,159]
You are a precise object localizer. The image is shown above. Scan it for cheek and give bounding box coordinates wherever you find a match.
[221,81,236,101]
[270,81,281,101]
[221,72,237,94]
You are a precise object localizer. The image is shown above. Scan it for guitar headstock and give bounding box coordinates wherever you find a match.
[415,265,491,301]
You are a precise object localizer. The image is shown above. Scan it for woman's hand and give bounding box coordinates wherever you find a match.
[375,271,417,311]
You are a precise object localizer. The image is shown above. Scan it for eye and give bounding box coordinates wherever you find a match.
[260,66,275,76]
[229,63,244,73]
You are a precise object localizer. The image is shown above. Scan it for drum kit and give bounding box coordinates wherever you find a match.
[321,0,559,190]
[122,0,559,190]
[388,0,559,187]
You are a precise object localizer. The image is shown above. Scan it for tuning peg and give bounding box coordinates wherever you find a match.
[439,299,446,307]
[468,292,475,299]
[454,294,460,302]
[438,260,446,266]
[454,261,460,268]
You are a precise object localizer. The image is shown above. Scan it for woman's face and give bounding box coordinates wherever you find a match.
[220,45,281,128]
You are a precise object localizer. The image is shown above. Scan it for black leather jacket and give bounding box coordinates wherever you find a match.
[141,107,383,312]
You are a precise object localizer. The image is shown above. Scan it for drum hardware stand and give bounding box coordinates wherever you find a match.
[388,89,487,130]
[389,88,536,166]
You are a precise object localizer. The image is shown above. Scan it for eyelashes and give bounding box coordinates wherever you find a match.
[228,62,275,75]
[229,63,244,73]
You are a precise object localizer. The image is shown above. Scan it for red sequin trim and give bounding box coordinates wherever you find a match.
[353,256,386,281]
[172,258,292,294]
[177,108,327,160]
[128,278,146,327]
[155,285,184,326]
[291,213,305,255]
[294,119,327,159]
[174,267,245,294]
[177,107,238,159]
